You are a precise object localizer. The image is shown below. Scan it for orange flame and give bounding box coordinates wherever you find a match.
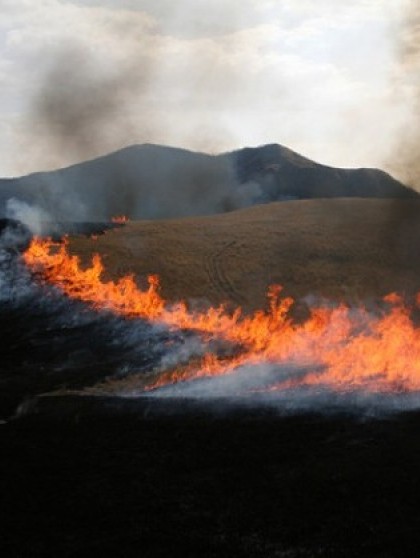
[23,237,420,393]
[111,215,129,224]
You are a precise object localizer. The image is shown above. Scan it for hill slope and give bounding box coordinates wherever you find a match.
[0,144,416,221]
[67,198,420,312]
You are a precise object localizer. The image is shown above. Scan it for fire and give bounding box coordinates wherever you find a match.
[23,237,420,393]
[111,215,129,224]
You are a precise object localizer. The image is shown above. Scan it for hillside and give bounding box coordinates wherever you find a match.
[0,144,416,222]
[67,198,420,312]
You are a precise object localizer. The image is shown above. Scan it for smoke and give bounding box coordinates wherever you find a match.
[0,143,266,222]
[29,41,156,166]
[6,199,50,235]
[17,21,269,221]
[23,4,252,171]
[390,0,420,187]
[142,361,420,418]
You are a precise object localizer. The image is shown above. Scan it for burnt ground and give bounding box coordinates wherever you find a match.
[0,266,173,420]
[2,398,420,557]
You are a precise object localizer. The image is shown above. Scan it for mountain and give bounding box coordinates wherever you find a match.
[233,144,416,200]
[0,143,416,221]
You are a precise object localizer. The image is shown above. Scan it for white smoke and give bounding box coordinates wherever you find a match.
[6,198,51,235]
[141,360,420,418]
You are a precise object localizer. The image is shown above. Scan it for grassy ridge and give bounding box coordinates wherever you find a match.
[68,198,420,312]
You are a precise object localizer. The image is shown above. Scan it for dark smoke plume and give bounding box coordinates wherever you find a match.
[21,29,264,221]
[30,40,157,165]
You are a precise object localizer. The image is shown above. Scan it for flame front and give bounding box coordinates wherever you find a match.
[23,237,420,393]
[111,215,129,224]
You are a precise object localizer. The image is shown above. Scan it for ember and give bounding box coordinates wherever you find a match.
[111,215,129,224]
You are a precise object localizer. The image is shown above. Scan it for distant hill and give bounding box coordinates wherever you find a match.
[233,144,416,200]
[0,143,416,221]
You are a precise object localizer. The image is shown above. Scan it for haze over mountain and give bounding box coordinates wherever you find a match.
[0,143,416,223]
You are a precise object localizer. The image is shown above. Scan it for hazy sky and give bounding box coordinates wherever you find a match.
[0,0,415,177]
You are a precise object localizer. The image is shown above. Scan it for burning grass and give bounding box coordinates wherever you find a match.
[23,216,420,394]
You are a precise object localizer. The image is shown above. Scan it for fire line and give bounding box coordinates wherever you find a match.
[23,237,420,393]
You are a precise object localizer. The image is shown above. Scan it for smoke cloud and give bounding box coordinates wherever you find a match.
[22,5,252,170]
[29,40,157,165]
[17,13,268,219]
[6,199,50,236]
[3,1,417,221]
[128,349,420,418]
[390,0,420,188]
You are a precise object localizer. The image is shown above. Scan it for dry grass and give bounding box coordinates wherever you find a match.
[68,198,420,313]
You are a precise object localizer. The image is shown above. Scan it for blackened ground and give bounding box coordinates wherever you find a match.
[0,301,174,418]
[2,398,420,557]
[0,224,186,420]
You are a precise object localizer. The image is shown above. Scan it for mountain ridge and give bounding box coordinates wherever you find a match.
[0,143,416,221]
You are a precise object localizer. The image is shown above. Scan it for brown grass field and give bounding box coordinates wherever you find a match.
[68,198,420,312]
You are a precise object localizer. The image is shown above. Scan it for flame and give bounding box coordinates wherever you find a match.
[23,237,420,393]
[111,215,129,224]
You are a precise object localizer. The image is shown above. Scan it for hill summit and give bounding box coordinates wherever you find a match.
[0,143,416,221]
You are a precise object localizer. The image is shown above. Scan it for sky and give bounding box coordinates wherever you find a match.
[0,0,416,178]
